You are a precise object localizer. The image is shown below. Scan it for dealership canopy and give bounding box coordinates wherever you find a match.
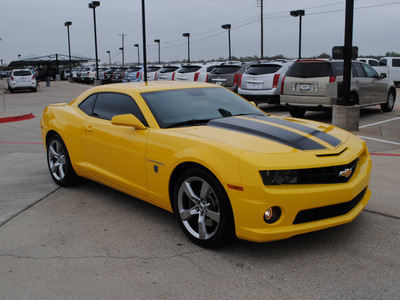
[8,53,95,68]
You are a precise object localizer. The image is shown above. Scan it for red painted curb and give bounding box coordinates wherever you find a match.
[0,113,35,123]
[370,153,400,157]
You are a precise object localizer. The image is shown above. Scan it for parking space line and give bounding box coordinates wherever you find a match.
[0,141,42,144]
[358,136,400,146]
[359,116,400,128]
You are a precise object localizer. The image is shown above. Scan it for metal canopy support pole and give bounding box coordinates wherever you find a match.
[141,0,147,82]
[342,0,354,106]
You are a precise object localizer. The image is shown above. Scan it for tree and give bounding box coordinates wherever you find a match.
[385,51,400,57]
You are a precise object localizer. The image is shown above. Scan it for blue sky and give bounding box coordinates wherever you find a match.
[1,0,399,65]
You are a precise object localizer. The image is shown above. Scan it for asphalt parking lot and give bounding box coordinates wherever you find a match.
[1,80,399,299]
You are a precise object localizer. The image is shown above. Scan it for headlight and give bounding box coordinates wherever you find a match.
[260,170,298,185]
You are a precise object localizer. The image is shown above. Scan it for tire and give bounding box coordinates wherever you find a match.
[289,107,306,118]
[32,87,37,92]
[172,168,234,248]
[381,90,395,112]
[46,134,78,187]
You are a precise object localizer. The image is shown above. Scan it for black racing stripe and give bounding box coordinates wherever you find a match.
[251,115,341,147]
[208,117,327,150]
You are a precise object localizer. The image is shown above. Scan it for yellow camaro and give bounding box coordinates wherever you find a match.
[41,81,371,247]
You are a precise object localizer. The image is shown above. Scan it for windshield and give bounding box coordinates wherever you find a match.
[141,87,264,128]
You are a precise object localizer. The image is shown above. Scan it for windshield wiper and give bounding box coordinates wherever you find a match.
[166,119,212,128]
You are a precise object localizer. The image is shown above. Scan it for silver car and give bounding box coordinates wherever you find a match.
[238,61,292,104]
[280,60,396,118]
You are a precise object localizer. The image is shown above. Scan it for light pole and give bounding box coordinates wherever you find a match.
[64,21,72,81]
[89,1,100,83]
[182,33,190,63]
[118,33,127,66]
[290,9,305,60]
[119,47,124,66]
[154,39,160,64]
[134,44,140,65]
[106,50,111,65]
[221,24,232,62]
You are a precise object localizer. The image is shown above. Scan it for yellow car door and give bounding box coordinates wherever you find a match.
[80,92,149,196]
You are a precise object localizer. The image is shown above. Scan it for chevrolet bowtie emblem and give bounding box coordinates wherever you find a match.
[339,168,353,178]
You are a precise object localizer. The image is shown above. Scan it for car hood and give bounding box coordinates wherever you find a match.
[176,115,351,154]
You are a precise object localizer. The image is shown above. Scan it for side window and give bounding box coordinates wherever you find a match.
[78,94,97,115]
[392,59,400,67]
[352,63,366,78]
[362,64,379,78]
[369,60,378,66]
[379,59,387,66]
[92,93,147,125]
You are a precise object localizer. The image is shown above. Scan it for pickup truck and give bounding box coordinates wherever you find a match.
[373,57,400,86]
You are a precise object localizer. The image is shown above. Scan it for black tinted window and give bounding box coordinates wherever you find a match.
[211,66,241,74]
[147,66,161,72]
[353,63,366,77]
[14,70,32,76]
[392,59,400,67]
[286,62,334,78]
[92,93,146,125]
[362,64,379,78]
[178,66,201,73]
[369,60,378,66]
[159,66,179,73]
[79,94,97,115]
[379,59,387,66]
[245,64,282,75]
[127,68,141,72]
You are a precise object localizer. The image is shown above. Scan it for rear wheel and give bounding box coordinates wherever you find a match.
[288,107,306,118]
[381,90,395,112]
[173,168,234,248]
[47,134,78,187]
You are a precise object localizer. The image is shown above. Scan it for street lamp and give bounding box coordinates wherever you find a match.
[106,50,111,65]
[64,21,72,81]
[290,9,305,60]
[18,54,21,59]
[88,1,100,82]
[221,24,232,62]
[182,33,190,63]
[134,44,140,65]
[154,39,160,64]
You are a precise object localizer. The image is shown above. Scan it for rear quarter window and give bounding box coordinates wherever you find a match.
[392,59,400,67]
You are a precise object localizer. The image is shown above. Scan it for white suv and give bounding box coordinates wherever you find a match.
[174,63,220,82]
[7,69,37,93]
[238,61,292,104]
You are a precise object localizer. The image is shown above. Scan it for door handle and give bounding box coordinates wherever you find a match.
[84,125,93,132]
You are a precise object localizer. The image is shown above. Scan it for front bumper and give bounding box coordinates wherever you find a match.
[229,145,371,243]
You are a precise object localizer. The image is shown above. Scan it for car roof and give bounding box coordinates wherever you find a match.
[86,81,219,94]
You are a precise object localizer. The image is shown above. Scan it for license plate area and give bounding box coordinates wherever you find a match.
[299,84,311,91]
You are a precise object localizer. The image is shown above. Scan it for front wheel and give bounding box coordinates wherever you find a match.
[173,168,234,248]
[47,134,78,186]
[381,90,395,112]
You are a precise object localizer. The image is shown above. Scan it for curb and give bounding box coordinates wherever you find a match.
[0,113,35,124]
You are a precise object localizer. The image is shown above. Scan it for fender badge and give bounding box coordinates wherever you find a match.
[153,165,159,173]
[339,168,353,178]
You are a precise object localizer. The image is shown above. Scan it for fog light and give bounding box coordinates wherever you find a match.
[263,206,281,224]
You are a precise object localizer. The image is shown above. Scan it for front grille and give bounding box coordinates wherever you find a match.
[295,158,358,184]
[293,188,366,224]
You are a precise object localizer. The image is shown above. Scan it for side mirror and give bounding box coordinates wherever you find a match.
[111,114,147,130]
[379,73,387,79]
